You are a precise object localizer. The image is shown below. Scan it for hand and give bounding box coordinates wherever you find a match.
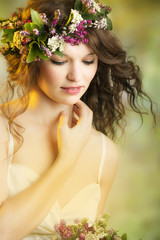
[57,100,93,165]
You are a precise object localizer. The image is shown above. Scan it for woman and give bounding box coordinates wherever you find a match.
[0,0,155,239]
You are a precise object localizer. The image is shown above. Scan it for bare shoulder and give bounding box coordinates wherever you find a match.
[91,129,119,216]
[91,128,119,159]
[91,128,119,183]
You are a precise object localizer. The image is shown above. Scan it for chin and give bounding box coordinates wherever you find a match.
[60,98,81,105]
[50,95,81,106]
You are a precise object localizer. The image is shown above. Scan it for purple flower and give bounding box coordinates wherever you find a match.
[51,19,58,27]
[33,28,40,35]
[39,13,48,24]
[83,30,87,35]
[87,20,92,25]
[20,30,30,37]
[86,2,92,8]
[41,45,52,57]
[50,29,56,35]
[77,24,84,31]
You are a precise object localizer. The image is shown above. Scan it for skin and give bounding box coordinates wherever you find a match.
[0,43,119,240]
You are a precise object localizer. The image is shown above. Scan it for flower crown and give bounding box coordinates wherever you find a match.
[0,0,112,63]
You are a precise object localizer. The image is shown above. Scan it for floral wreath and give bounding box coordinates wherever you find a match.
[0,0,112,63]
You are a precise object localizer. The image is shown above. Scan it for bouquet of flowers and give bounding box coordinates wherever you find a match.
[51,214,127,240]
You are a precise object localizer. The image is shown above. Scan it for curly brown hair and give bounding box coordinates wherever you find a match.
[0,0,155,148]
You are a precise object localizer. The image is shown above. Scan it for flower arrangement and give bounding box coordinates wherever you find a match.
[0,0,112,63]
[51,214,128,240]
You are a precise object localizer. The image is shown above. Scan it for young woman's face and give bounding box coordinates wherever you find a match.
[37,43,98,105]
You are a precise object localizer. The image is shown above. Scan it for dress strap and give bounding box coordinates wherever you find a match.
[97,132,106,184]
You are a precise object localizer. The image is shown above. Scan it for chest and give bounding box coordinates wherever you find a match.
[9,127,102,208]
[11,125,101,180]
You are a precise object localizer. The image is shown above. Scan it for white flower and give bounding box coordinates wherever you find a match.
[92,1,101,12]
[85,232,98,240]
[48,36,60,52]
[47,35,64,53]
[93,18,107,29]
[68,23,77,33]
[99,18,107,29]
[71,9,83,24]
[59,38,65,52]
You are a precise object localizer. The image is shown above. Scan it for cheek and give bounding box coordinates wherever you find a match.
[39,65,60,86]
[87,65,98,83]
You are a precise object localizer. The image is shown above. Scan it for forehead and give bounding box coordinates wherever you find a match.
[59,43,95,58]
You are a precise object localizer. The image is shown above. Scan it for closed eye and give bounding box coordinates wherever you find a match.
[50,60,67,65]
[83,60,95,65]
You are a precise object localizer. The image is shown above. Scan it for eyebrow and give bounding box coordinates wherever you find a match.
[62,52,95,57]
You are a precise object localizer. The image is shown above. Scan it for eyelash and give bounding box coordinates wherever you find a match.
[50,60,95,65]
[50,60,66,65]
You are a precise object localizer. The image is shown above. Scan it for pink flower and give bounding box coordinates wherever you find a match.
[60,219,66,225]
[74,218,80,224]
[88,8,96,14]
[79,232,86,239]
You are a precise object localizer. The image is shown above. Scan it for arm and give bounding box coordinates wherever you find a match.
[96,136,119,217]
[0,157,77,240]
[0,100,93,240]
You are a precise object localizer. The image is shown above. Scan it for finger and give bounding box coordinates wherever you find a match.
[72,116,78,124]
[73,106,80,121]
[59,111,68,127]
[73,104,80,116]
[74,101,91,123]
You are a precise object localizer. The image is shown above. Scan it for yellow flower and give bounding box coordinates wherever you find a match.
[12,16,18,22]
[8,23,14,29]
[13,31,23,49]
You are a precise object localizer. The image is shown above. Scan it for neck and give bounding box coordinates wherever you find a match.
[26,87,74,128]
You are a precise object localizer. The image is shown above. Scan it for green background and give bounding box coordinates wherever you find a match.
[0,0,160,239]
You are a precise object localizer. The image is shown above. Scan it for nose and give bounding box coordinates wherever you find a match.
[67,63,82,82]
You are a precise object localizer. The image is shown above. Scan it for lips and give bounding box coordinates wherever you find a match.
[61,86,82,94]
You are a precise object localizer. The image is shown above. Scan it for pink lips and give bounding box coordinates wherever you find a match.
[62,87,82,94]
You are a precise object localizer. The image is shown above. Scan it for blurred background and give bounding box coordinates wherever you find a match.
[0,0,160,239]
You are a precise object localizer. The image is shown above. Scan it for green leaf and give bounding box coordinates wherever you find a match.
[1,39,6,44]
[3,29,15,42]
[29,41,40,48]
[54,50,63,58]
[0,18,8,23]
[26,41,39,63]
[30,9,44,30]
[38,32,47,42]
[107,17,113,30]
[74,0,82,10]
[82,13,98,21]
[37,48,49,60]
[106,235,112,240]
[24,22,40,33]
[121,233,128,240]
[26,46,37,63]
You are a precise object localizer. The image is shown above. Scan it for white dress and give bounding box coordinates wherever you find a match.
[7,131,107,239]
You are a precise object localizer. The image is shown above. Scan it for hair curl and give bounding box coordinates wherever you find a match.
[0,0,155,149]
